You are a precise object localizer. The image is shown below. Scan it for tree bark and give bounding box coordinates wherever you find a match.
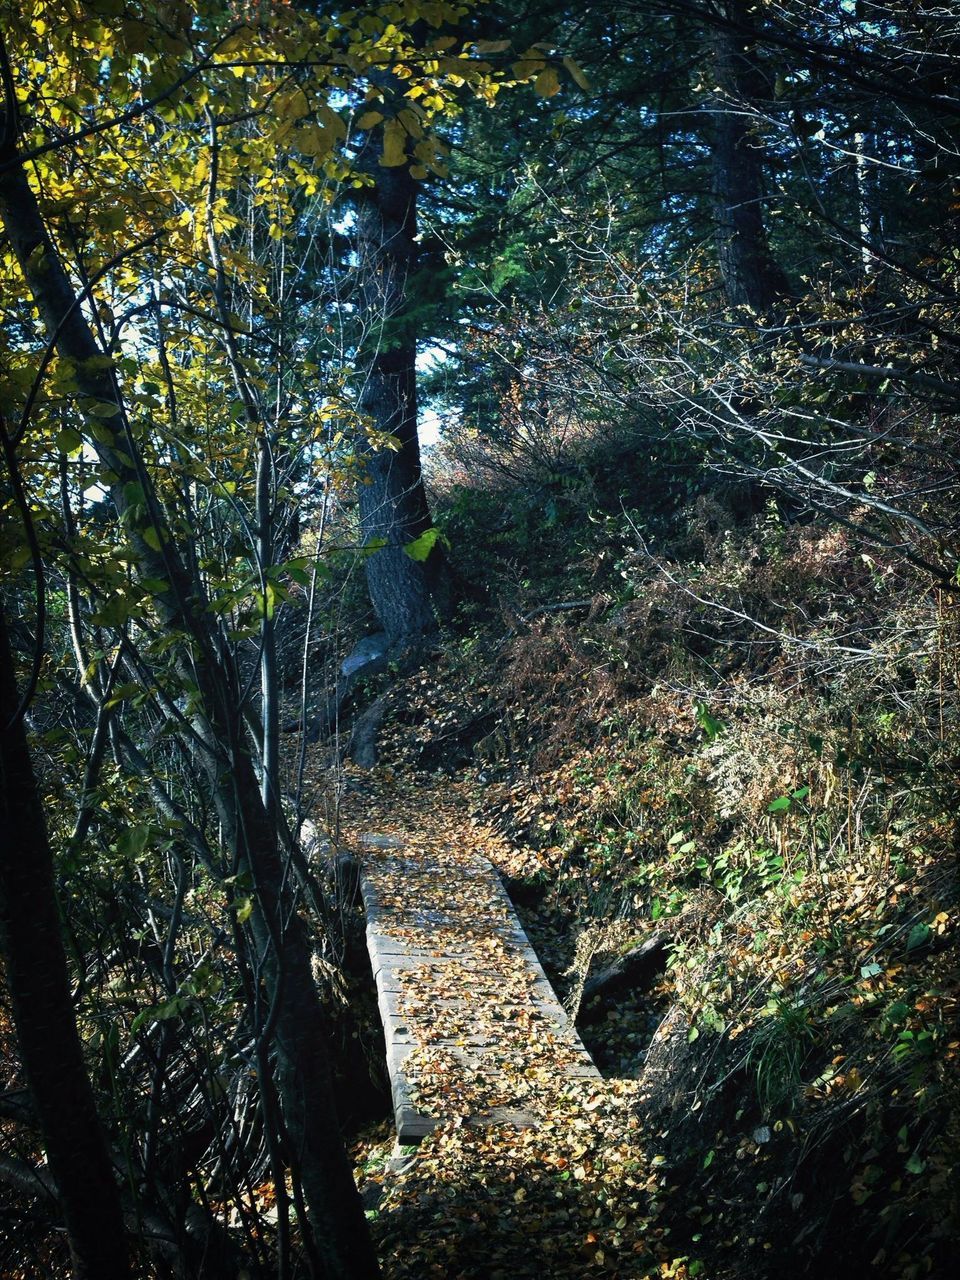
[355,148,449,648]
[0,604,131,1280]
[709,1,790,312]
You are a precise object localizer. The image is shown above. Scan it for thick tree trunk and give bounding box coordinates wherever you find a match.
[0,135,380,1280]
[355,152,449,648]
[709,1,790,312]
[0,605,131,1280]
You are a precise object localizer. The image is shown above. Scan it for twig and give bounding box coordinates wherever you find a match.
[518,598,594,623]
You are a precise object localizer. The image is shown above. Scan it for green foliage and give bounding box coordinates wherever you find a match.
[404,526,443,561]
[695,844,791,904]
[766,786,809,815]
[695,702,724,742]
[747,998,817,1117]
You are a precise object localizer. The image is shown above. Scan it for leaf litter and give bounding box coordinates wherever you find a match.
[335,769,702,1280]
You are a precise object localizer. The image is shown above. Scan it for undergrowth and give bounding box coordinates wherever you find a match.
[359,467,960,1277]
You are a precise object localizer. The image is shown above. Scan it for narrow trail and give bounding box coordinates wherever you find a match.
[359,830,600,1141]
[334,773,676,1280]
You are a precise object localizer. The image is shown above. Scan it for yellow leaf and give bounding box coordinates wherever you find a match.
[475,39,511,53]
[89,421,115,446]
[56,427,83,454]
[356,110,384,129]
[278,88,310,120]
[87,399,121,418]
[512,55,545,81]
[380,118,407,167]
[397,107,423,139]
[535,66,560,97]
[318,104,347,141]
[120,19,150,53]
[293,124,331,157]
[562,55,591,92]
[291,88,311,119]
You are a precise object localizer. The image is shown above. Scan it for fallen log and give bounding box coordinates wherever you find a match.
[578,933,668,1017]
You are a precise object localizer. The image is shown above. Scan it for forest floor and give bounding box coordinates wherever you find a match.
[289,492,960,1279]
[297,627,960,1280]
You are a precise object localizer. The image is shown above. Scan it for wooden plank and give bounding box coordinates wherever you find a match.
[360,833,601,1143]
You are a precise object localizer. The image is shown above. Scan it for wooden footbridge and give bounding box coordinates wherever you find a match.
[359,833,601,1142]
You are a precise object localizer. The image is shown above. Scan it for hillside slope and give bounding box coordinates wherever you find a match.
[326,466,959,1279]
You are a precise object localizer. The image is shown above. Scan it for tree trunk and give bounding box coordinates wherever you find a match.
[0,605,131,1280]
[221,753,382,1280]
[709,1,790,312]
[0,131,380,1280]
[355,149,449,648]
[853,129,880,277]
